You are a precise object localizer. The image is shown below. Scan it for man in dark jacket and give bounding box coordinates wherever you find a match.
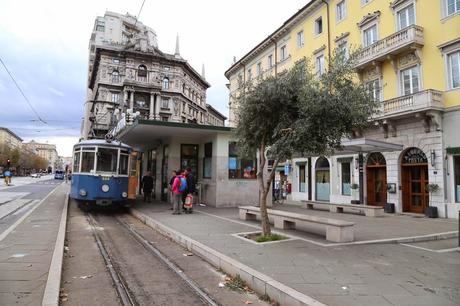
[141,171,154,203]
[182,168,196,208]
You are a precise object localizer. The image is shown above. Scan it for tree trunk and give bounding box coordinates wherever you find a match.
[257,141,271,236]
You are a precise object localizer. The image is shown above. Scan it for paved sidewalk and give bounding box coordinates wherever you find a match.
[132,201,460,306]
[0,183,68,305]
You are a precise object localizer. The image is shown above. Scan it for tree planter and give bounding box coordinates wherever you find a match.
[425,206,438,218]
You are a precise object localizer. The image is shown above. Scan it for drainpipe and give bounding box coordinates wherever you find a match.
[269,36,278,75]
[321,0,332,67]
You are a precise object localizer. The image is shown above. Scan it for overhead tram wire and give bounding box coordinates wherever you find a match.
[0,56,47,124]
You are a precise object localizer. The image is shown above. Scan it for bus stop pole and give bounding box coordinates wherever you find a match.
[359,152,364,205]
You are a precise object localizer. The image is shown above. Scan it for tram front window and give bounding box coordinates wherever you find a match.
[119,152,129,175]
[97,148,118,173]
[81,151,95,173]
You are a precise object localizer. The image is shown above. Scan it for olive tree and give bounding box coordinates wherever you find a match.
[234,53,378,236]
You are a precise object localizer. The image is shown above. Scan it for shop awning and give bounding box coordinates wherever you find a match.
[340,138,403,154]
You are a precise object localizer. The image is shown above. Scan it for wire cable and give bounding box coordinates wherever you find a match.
[0,56,47,124]
[133,0,146,27]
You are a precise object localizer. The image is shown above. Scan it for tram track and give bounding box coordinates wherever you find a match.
[86,211,219,306]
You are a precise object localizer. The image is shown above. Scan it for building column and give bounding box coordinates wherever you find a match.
[155,93,161,120]
[122,89,128,113]
[149,92,154,120]
[129,90,134,110]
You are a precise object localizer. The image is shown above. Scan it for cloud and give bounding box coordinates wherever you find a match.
[48,87,65,97]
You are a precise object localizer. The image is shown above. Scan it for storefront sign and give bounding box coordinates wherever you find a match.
[402,148,428,164]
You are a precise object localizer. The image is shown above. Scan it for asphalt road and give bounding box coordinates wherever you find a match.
[0,179,63,235]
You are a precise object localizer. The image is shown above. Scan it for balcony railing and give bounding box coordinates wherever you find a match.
[374,89,443,119]
[356,25,424,69]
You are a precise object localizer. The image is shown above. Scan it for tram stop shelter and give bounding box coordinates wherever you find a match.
[114,119,260,207]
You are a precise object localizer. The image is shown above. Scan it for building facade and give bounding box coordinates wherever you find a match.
[23,140,59,172]
[82,11,225,140]
[225,0,460,217]
[0,127,23,149]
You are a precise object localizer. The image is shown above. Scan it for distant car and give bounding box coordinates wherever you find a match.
[31,173,41,178]
[54,171,64,180]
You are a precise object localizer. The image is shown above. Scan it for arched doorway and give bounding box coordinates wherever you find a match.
[366,152,387,206]
[401,148,429,213]
[315,157,330,202]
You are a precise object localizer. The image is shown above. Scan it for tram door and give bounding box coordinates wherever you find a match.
[128,151,139,199]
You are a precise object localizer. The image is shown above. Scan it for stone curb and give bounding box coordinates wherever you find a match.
[130,208,326,306]
[42,191,69,306]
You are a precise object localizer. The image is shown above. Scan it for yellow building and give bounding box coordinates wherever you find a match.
[225,0,460,217]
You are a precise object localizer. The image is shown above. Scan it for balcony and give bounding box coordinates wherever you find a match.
[373,89,443,120]
[356,25,424,69]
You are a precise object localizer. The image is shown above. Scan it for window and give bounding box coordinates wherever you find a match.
[96,148,117,173]
[297,30,304,48]
[315,17,323,35]
[119,152,129,175]
[447,0,460,16]
[366,79,381,101]
[203,142,212,179]
[363,25,378,47]
[81,151,95,173]
[316,54,325,75]
[111,92,119,103]
[397,4,415,30]
[455,156,460,202]
[280,45,287,61]
[163,77,169,89]
[137,65,147,82]
[336,1,346,22]
[112,58,120,64]
[228,142,256,179]
[299,164,306,192]
[248,68,252,81]
[257,62,262,76]
[337,39,348,60]
[181,144,198,177]
[112,70,120,83]
[161,116,169,122]
[73,151,80,172]
[268,54,273,68]
[448,51,460,89]
[161,98,170,109]
[401,66,420,95]
[341,162,351,196]
[96,20,105,32]
[361,0,372,5]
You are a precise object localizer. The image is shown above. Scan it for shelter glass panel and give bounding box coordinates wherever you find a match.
[228,142,256,179]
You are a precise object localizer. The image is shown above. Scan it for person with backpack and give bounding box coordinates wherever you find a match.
[171,169,186,215]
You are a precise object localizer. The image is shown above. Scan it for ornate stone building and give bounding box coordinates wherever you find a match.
[82,11,225,139]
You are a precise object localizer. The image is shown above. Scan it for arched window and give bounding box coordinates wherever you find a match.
[163,77,170,90]
[367,152,386,166]
[112,70,120,83]
[137,65,147,82]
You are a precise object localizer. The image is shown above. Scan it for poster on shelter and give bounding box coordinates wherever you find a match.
[229,157,237,170]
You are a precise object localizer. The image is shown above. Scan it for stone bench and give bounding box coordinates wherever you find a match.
[239,206,355,243]
[301,201,384,217]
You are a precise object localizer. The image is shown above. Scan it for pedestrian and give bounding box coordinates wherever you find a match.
[140,171,154,203]
[168,170,177,210]
[171,169,184,215]
[4,169,12,186]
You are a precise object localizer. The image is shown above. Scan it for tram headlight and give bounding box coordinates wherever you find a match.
[101,184,110,193]
[79,189,87,197]
[122,192,128,198]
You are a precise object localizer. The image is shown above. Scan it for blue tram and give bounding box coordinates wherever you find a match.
[70,139,132,207]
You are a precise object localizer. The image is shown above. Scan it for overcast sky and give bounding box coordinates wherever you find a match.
[0,0,308,156]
